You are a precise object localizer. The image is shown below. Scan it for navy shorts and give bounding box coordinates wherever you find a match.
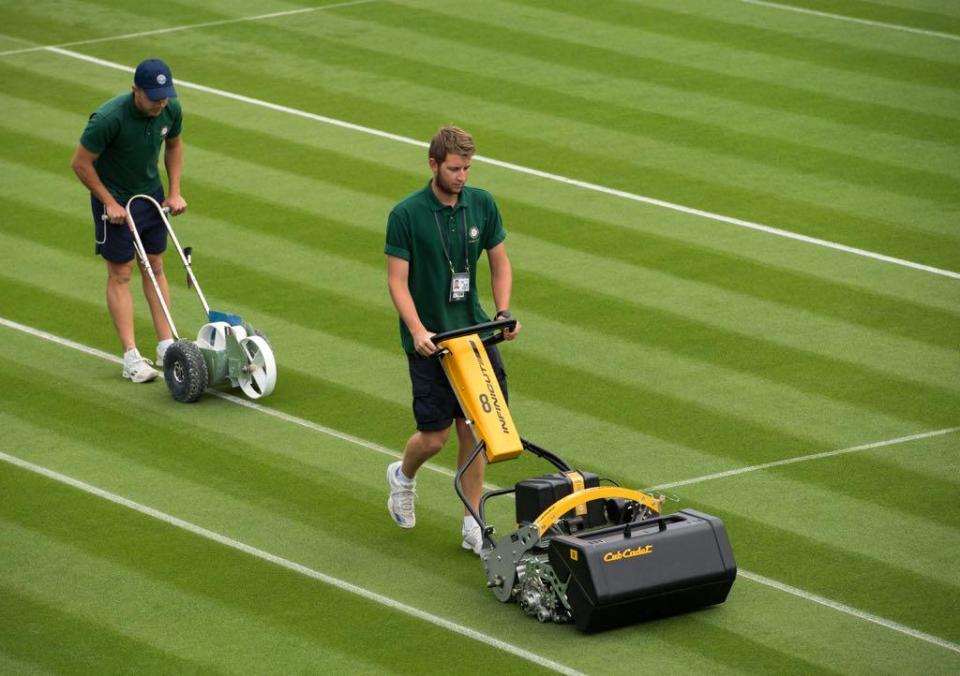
[92,187,167,263]
[408,344,508,432]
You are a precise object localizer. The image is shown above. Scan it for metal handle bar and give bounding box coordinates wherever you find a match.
[478,487,515,528]
[454,437,573,550]
[101,205,171,220]
[429,319,518,358]
[123,194,211,320]
[109,195,182,339]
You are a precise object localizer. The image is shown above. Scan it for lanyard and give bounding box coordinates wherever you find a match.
[433,209,470,275]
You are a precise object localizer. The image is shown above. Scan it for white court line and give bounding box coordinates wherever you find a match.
[22,45,958,282]
[738,569,960,655]
[0,1,377,57]
[648,426,960,491]
[0,450,583,676]
[4,314,960,655]
[734,0,960,42]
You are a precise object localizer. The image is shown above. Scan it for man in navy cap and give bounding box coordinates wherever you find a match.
[71,58,188,383]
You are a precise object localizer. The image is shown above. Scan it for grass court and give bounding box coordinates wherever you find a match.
[0,1,958,673]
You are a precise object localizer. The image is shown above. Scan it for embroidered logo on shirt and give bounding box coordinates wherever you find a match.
[468,226,480,242]
[161,126,169,138]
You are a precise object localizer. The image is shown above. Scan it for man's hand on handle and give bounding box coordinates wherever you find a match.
[163,193,188,216]
[502,321,521,341]
[412,329,438,357]
[496,311,521,341]
[104,200,127,224]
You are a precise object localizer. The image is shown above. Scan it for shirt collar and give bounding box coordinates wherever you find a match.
[424,180,470,212]
[128,92,150,119]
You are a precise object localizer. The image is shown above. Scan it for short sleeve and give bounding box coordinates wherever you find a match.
[481,194,506,250]
[384,208,411,260]
[79,111,118,155]
[166,100,183,139]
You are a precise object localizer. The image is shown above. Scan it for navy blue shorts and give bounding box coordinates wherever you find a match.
[407,344,508,432]
[92,188,167,263]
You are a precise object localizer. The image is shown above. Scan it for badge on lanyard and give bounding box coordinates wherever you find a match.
[450,271,470,302]
[435,209,471,304]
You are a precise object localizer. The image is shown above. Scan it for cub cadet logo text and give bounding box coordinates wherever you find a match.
[603,544,653,563]
[471,342,509,434]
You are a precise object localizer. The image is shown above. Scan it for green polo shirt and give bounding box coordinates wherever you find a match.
[79,92,183,203]
[385,181,507,354]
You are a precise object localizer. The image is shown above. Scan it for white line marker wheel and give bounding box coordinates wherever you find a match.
[237,335,276,399]
[164,339,209,403]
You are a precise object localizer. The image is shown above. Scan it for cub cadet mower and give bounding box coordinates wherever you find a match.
[429,319,736,632]
[120,194,277,403]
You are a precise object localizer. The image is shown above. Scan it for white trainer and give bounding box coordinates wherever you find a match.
[386,461,416,528]
[122,349,160,383]
[462,523,483,555]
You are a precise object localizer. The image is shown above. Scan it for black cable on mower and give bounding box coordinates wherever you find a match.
[520,438,572,472]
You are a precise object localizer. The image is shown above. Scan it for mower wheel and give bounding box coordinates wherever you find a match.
[237,335,276,399]
[163,340,209,403]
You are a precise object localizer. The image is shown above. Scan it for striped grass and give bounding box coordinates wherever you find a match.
[1,0,958,672]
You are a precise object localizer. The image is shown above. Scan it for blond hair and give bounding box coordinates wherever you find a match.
[428,126,474,164]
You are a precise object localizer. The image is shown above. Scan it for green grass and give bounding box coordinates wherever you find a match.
[1,0,959,673]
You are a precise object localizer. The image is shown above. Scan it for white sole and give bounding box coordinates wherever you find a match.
[123,371,159,383]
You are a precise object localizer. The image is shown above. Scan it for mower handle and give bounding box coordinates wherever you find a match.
[101,205,171,221]
[430,318,518,349]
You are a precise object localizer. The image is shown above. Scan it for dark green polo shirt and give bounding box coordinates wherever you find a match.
[79,93,183,203]
[385,181,507,354]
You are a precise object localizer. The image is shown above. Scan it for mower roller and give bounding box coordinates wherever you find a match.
[430,320,736,632]
[119,194,277,403]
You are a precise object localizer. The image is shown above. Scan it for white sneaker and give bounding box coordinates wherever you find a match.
[462,523,484,555]
[386,461,416,528]
[122,349,159,383]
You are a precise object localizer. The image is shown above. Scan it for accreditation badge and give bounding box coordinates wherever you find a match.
[449,271,470,302]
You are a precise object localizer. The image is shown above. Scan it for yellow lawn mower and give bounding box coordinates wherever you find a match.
[429,319,737,632]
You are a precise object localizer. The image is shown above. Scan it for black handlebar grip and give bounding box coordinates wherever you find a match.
[184,247,193,289]
[430,318,518,345]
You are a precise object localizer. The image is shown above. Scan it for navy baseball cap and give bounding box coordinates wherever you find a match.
[134,58,176,101]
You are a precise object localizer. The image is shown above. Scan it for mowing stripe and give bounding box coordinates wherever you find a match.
[734,0,960,42]
[4,314,960,655]
[22,46,958,281]
[739,569,960,655]
[0,1,378,57]
[648,426,960,490]
[0,450,584,676]
[8,315,950,493]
